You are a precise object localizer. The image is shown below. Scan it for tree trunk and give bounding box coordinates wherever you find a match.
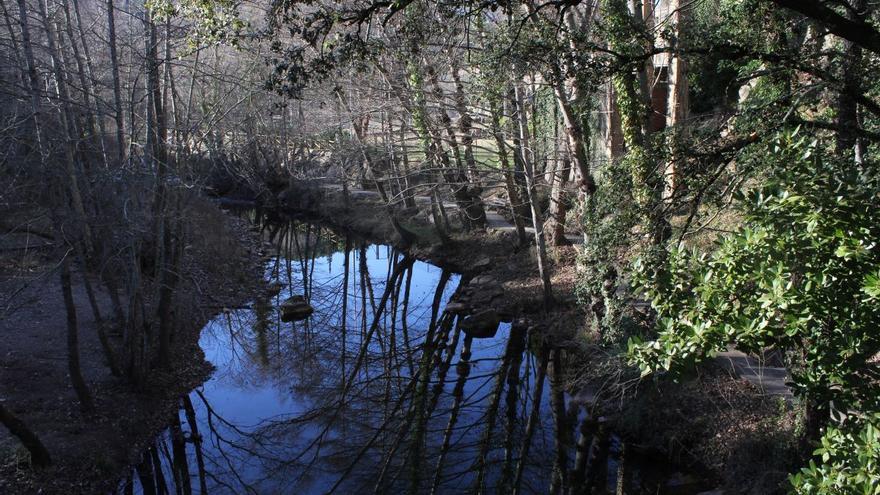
[0,402,52,467]
[144,7,174,368]
[665,0,690,200]
[430,187,451,244]
[551,75,596,195]
[836,0,866,163]
[16,0,45,152]
[426,63,487,229]
[74,246,122,376]
[450,61,481,186]
[489,96,528,244]
[800,393,828,458]
[62,0,107,167]
[547,155,571,247]
[632,0,655,132]
[106,0,125,163]
[507,93,535,239]
[0,1,26,91]
[513,83,554,308]
[59,246,95,413]
[37,0,94,254]
[398,115,416,208]
[125,247,149,387]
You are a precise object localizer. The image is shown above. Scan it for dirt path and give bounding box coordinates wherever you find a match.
[320,183,585,244]
[0,267,193,493]
[715,349,792,400]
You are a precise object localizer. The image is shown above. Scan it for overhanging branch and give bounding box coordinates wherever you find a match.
[770,0,880,54]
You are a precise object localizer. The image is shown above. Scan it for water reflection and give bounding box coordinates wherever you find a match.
[118,217,702,495]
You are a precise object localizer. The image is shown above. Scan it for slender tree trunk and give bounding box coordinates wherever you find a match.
[0,1,26,90]
[58,242,95,413]
[513,83,554,308]
[182,396,208,494]
[150,21,167,164]
[17,0,45,154]
[430,187,450,243]
[615,443,627,495]
[836,0,866,163]
[551,73,596,194]
[632,0,655,131]
[163,17,177,151]
[62,0,107,167]
[37,0,94,254]
[0,402,52,467]
[124,245,148,387]
[547,154,571,247]
[106,0,125,163]
[800,394,828,457]
[398,116,416,208]
[608,0,669,247]
[450,60,480,185]
[665,0,690,199]
[72,0,108,149]
[426,63,487,229]
[143,7,178,370]
[489,96,528,244]
[73,245,122,376]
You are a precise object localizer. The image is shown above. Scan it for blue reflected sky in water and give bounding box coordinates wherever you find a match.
[125,231,563,495]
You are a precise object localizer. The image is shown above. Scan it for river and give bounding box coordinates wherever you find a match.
[117,212,703,494]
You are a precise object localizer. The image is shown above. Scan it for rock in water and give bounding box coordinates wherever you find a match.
[470,274,495,286]
[459,309,501,339]
[280,295,314,321]
[444,301,470,314]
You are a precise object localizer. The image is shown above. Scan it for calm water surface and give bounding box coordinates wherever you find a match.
[119,215,701,494]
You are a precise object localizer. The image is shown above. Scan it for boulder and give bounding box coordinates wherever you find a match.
[280,295,314,322]
[444,301,470,314]
[459,309,501,339]
[471,275,495,286]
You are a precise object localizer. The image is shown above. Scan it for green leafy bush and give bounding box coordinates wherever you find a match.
[628,128,880,491]
[790,413,880,495]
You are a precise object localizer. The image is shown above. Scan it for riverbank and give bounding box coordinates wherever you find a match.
[0,197,265,494]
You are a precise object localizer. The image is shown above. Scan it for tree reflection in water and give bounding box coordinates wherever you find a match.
[118,218,698,495]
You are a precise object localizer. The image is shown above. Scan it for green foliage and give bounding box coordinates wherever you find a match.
[630,128,880,399]
[628,127,880,491]
[148,0,248,48]
[790,413,880,495]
